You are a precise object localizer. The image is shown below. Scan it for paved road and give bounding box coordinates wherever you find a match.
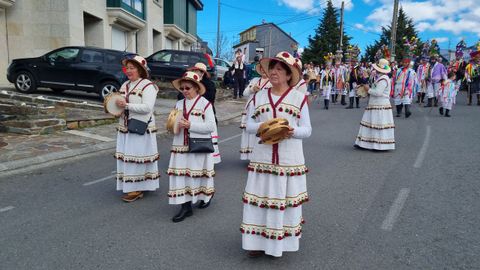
[1,93,479,270]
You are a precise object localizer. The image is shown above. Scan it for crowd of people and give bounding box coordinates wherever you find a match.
[109,38,480,259]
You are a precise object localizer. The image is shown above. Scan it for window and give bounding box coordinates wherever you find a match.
[133,0,143,12]
[106,53,122,64]
[47,48,80,63]
[172,54,189,64]
[81,50,104,63]
[151,51,172,62]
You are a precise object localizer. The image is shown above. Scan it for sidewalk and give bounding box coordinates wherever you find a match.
[0,97,245,173]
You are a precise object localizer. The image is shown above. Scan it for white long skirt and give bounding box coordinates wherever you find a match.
[355,105,395,150]
[240,110,256,160]
[115,132,159,193]
[168,152,215,204]
[241,171,308,257]
[212,126,221,164]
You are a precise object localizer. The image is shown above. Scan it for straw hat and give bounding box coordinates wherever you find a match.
[188,62,210,78]
[372,58,391,74]
[255,62,267,76]
[257,118,290,145]
[172,71,206,96]
[122,55,149,79]
[259,51,301,87]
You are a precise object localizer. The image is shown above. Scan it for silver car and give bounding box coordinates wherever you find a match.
[213,58,231,81]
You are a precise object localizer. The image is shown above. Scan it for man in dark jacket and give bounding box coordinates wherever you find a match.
[230,52,246,99]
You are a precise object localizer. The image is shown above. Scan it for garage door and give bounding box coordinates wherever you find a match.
[112,27,127,51]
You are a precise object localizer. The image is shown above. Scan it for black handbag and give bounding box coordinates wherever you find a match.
[127,117,151,135]
[188,137,214,153]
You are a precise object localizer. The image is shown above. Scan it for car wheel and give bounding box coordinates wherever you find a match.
[51,88,65,93]
[15,71,37,93]
[98,81,120,101]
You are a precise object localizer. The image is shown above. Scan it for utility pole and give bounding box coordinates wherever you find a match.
[390,0,399,62]
[215,0,221,58]
[336,1,345,61]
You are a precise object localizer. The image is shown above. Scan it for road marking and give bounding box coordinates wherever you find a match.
[0,206,15,213]
[413,125,431,168]
[64,130,114,142]
[83,174,115,186]
[381,188,410,231]
[219,133,242,144]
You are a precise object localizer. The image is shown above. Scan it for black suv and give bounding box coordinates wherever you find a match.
[6,46,129,100]
[146,49,215,80]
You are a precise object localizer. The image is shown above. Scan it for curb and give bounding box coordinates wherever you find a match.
[0,111,242,174]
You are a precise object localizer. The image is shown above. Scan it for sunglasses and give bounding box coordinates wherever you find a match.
[179,86,193,91]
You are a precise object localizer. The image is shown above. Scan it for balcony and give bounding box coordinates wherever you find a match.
[106,0,145,30]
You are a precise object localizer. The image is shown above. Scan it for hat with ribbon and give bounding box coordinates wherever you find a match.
[372,58,391,74]
[122,55,149,79]
[188,62,210,78]
[172,71,206,95]
[259,51,301,87]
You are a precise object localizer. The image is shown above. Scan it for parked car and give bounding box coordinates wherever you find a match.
[146,49,215,81]
[213,58,231,81]
[6,46,129,100]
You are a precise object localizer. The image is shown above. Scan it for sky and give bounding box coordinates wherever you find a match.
[197,0,480,58]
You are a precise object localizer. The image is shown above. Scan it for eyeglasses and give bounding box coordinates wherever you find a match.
[180,86,192,91]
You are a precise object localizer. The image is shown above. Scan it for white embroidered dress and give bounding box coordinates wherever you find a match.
[241,88,312,257]
[168,96,216,204]
[355,74,395,150]
[115,79,160,193]
[240,77,271,160]
[440,79,458,110]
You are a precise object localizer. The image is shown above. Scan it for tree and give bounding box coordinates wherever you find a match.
[302,0,351,65]
[363,8,423,63]
[212,32,234,60]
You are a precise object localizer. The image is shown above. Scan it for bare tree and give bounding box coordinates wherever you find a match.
[213,32,233,60]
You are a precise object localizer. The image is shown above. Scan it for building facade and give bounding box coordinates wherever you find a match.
[0,0,203,85]
[233,22,298,63]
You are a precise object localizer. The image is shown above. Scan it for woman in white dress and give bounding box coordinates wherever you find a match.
[168,71,216,222]
[354,58,395,150]
[241,52,312,257]
[240,64,271,160]
[115,55,159,202]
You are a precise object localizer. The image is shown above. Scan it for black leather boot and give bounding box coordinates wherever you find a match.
[416,94,420,103]
[172,202,193,223]
[355,97,360,108]
[439,107,444,115]
[324,99,329,110]
[421,93,426,103]
[346,97,354,109]
[396,105,403,117]
[467,94,472,105]
[425,98,432,107]
[331,94,335,103]
[197,194,214,209]
[341,95,347,105]
[434,97,438,107]
[477,95,480,106]
[445,109,451,117]
[405,104,411,118]
[334,94,338,103]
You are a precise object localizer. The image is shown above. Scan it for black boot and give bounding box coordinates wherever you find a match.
[405,104,411,118]
[341,95,347,105]
[346,97,354,109]
[334,94,338,103]
[421,93,426,103]
[416,94,421,103]
[331,94,335,103]
[197,194,214,209]
[396,105,403,117]
[425,98,433,107]
[172,202,193,223]
[355,97,360,108]
[434,97,438,107]
[324,99,329,110]
[468,94,472,105]
[477,95,480,106]
[445,109,451,117]
[439,107,444,115]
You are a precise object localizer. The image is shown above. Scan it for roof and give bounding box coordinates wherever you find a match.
[189,0,203,10]
[238,22,298,44]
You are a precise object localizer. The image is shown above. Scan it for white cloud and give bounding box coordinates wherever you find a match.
[432,37,449,43]
[325,0,354,11]
[364,0,480,38]
[277,0,314,11]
